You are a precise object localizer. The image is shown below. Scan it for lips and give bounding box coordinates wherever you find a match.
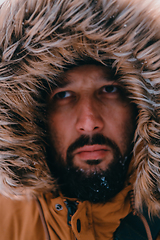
[73,144,109,160]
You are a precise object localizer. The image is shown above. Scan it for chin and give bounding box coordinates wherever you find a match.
[73,159,111,173]
[48,154,132,203]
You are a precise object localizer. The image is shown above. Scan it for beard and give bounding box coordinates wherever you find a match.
[47,133,133,203]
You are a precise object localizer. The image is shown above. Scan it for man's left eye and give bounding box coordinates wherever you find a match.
[102,85,119,93]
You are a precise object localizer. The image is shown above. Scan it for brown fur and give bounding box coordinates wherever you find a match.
[0,0,160,216]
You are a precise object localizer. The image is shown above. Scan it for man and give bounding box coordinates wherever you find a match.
[0,0,160,239]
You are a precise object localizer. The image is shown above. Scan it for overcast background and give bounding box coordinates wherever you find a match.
[0,0,5,4]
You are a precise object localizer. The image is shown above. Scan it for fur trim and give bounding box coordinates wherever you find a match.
[0,0,160,215]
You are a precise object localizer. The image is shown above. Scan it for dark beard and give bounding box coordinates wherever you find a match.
[47,134,132,203]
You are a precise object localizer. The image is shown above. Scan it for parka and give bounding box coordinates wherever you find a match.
[0,0,160,239]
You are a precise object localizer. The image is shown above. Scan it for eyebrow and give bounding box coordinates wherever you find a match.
[54,77,117,90]
[53,69,118,90]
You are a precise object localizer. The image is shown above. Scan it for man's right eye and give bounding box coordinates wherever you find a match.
[54,91,71,99]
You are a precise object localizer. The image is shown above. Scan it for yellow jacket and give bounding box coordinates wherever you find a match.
[1,182,160,240]
[0,183,131,240]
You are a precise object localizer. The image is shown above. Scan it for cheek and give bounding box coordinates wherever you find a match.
[102,103,133,129]
[48,113,74,159]
[102,104,136,153]
[116,106,136,153]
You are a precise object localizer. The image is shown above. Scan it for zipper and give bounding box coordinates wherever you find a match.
[65,200,78,226]
[65,200,79,240]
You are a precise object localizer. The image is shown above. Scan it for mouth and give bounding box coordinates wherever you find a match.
[73,144,109,161]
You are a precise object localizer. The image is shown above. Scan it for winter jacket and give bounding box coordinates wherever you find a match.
[1,0,160,239]
[0,182,132,240]
[0,180,160,240]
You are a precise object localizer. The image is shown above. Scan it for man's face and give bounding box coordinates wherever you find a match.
[47,64,136,202]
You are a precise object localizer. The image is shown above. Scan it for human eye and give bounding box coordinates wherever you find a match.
[102,85,119,94]
[54,91,72,99]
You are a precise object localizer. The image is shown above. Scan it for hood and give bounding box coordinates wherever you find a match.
[0,0,160,215]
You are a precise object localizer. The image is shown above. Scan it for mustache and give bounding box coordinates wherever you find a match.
[66,133,122,159]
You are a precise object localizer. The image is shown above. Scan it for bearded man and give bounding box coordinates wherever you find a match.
[0,0,160,240]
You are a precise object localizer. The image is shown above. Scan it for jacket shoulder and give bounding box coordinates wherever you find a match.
[0,194,45,240]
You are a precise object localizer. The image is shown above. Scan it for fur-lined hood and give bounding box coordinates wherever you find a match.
[0,0,160,216]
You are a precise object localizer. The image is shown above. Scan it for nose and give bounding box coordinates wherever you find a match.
[75,97,104,134]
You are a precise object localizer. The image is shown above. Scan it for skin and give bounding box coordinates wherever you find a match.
[48,64,136,174]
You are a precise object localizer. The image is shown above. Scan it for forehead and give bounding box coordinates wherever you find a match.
[56,64,115,88]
